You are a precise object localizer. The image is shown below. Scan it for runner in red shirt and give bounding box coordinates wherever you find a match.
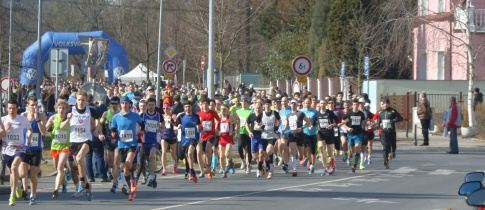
[196,97,220,179]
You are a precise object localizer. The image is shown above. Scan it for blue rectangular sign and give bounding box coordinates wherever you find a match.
[341,62,345,78]
[364,56,369,76]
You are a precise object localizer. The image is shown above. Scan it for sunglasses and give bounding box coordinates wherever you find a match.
[110,102,119,105]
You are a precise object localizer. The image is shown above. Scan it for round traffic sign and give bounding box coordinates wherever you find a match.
[163,60,177,74]
[1,77,13,92]
[292,56,312,76]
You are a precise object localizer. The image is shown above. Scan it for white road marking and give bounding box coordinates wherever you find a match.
[150,175,367,210]
[390,167,417,174]
[333,197,400,204]
[428,169,456,175]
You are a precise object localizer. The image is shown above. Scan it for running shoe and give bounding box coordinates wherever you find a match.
[388,152,392,161]
[274,156,279,166]
[342,152,348,162]
[261,169,265,176]
[321,168,328,177]
[62,180,68,193]
[29,197,37,205]
[130,180,137,193]
[392,152,396,159]
[191,172,198,184]
[78,182,86,193]
[110,182,118,193]
[245,164,251,174]
[299,158,305,165]
[363,156,367,164]
[173,165,178,174]
[52,189,59,199]
[229,166,235,174]
[240,160,246,170]
[15,187,22,198]
[267,172,273,179]
[346,159,351,166]
[367,157,372,165]
[85,183,92,201]
[184,173,189,179]
[309,165,315,174]
[21,190,29,200]
[224,166,229,173]
[152,176,158,188]
[384,160,389,169]
[208,171,213,179]
[351,165,356,173]
[147,178,153,187]
[121,185,129,195]
[360,163,365,170]
[161,169,167,176]
[128,192,135,201]
[282,164,289,173]
[302,158,309,167]
[292,171,298,177]
[328,166,335,175]
[198,172,205,178]
[65,168,72,181]
[256,170,261,178]
[277,158,283,166]
[222,172,227,178]
[9,196,15,206]
[141,176,147,185]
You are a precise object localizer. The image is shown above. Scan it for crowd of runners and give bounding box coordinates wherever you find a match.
[1,80,403,205]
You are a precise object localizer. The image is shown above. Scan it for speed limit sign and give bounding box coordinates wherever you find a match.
[292,56,312,76]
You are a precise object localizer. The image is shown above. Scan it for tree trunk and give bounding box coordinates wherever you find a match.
[466,1,475,128]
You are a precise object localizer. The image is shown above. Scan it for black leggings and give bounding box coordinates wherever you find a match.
[380,131,396,160]
[238,134,252,163]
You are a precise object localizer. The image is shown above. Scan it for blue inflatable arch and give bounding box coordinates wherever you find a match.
[20,30,129,84]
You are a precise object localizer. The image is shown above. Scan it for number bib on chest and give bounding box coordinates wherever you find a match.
[202,121,212,131]
[54,130,68,143]
[333,127,339,137]
[382,119,391,129]
[351,116,361,126]
[72,125,89,139]
[220,122,230,133]
[240,118,246,127]
[185,127,196,138]
[120,130,134,142]
[264,122,274,131]
[146,120,158,133]
[29,133,40,146]
[319,119,329,128]
[6,131,21,146]
[288,116,298,131]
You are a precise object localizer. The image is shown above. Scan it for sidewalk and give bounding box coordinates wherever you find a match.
[396,131,485,152]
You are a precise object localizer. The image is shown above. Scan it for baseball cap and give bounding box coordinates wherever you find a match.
[163,103,171,108]
[120,96,130,103]
[358,98,366,103]
[290,99,298,105]
[364,103,370,107]
[147,86,153,91]
[182,94,188,100]
[264,99,272,104]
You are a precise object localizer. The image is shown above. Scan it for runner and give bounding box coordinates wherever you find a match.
[196,97,220,179]
[20,96,48,205]
[209,99,221,174]
[100,97,125,194]
[68,90,104,201]
[161,103,178,176]
[377,98,403,169]
[2,99,30,206]
[218,104,239,178]
[46,99,71,199]
[359,99,374,168]
[235,97,253,174]
[342,99,366,173]
[174,102,201,183]
[336,100,351,166]
[300,97,318,174]
[311,99,338,176]
[110,96,146,201]
[261,99,280,179]
[141,98,163,188]
[284,99,311,177]
[277,97,291,172]
[245,102,265,177]
[328,99,342,163]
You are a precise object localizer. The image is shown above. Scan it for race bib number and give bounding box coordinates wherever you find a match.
[146,120,158,133]
[289,116,297,131]
[333,126,339,137]
[120,130,134,143]
[54,130,68,143]
[319,119,329,128]
[185,127,195,138]
[254,122,262,131]
[72,125,89,139]
[382,119,391,129]
[240,118,246,127]
[6,131,21,146]
[264,122,274,131]
[29,133,40,146]
[202,121,212,131]
[351,116,361,126]
[165,122,171,129]
[366,121,372,130]
[221,123,229,133]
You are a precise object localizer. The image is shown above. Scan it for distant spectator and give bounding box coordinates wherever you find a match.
[417,92,432,146]
[473,87,483,111]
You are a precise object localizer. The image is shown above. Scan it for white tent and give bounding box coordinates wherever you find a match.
[119,63,157,84]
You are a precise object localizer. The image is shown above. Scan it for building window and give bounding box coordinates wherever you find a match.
[421,0,428,16]
[437,50,445,80]
[438,0,445,13]
[419,52,427,80]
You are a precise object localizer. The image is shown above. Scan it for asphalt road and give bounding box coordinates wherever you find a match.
[0,149,481,210]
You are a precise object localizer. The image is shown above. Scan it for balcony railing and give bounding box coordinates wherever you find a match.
[455,6,485,32]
